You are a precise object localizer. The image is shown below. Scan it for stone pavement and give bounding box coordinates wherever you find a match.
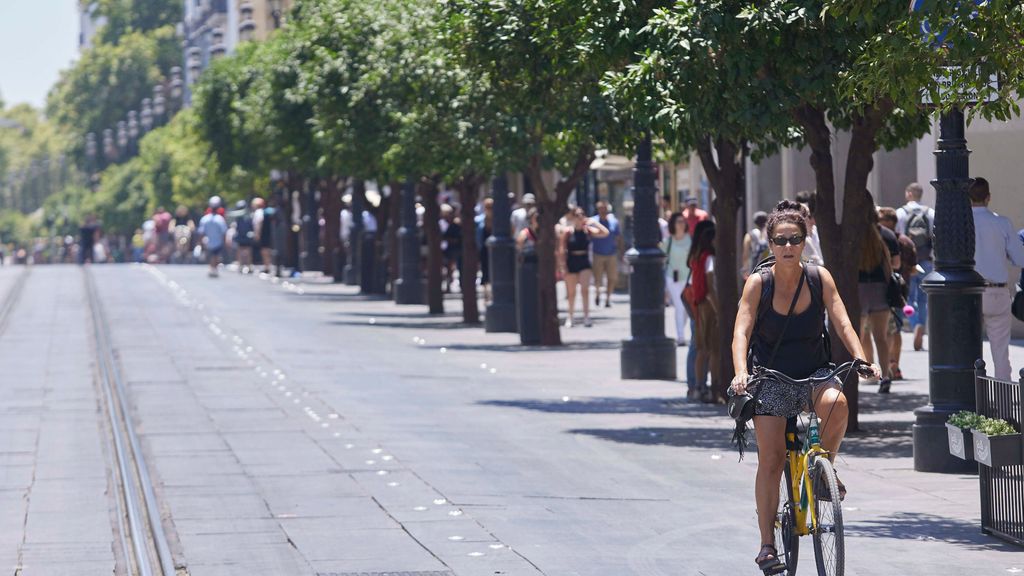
[122,264,1023,576]
[1,263,1023,575]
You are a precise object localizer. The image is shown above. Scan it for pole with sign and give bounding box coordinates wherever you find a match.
[910,1,987,473]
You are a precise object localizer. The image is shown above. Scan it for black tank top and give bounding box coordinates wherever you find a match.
[750,267,829,379]
[568,229,589,252]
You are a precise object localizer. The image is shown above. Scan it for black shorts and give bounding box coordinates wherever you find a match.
[567,254,591,274]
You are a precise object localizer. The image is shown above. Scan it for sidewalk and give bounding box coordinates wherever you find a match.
[139,265,1024,574]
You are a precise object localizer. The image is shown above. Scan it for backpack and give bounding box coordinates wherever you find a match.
[904,206,933,261]
[235,215,255,246]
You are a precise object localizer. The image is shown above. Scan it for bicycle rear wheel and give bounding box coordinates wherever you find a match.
[811,457,844,576]
[774,460,799,575]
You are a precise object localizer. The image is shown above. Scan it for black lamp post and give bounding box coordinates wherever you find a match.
[913,107,985,473]
[621,134,676,380]
[485,174,517,332]
[395,178,423,304]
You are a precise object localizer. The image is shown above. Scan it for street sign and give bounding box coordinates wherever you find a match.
[921,66,999,105]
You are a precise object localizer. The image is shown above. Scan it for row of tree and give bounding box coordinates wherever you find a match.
[11,0,1021,427]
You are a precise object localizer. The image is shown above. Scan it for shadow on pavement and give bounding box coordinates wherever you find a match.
[568,426,733,450]
[327,319,481,330]
[481,396,723,417]
[295,292,392,302]
[845,512,1016,551]
[857,390,930,415]
[341,310,463,319]
[841,421,914,459]
[445,340,623,353]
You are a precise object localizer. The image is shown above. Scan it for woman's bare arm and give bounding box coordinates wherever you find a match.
[730,273,762,393]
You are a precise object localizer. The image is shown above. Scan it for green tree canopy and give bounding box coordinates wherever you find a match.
[93,0,183,46]
[46,26,179,149]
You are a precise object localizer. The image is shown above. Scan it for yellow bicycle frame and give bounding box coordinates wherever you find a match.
[783,427,828,537]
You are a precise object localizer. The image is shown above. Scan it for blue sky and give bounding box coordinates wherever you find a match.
[0,1,79,109]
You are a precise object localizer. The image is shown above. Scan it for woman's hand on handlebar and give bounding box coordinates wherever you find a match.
[854,360,881,380]
[730,372,749,395]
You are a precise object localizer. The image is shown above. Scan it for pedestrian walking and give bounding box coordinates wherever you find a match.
[475,198,494,303]
[590,200,622,308]
[198,196,229,278]
[660,212,692,349]
[796,190,824,265]
[741,211,770,277]
[510,193,535,237]
[680,195,709,237]
[857,194,900,393]
[896,182,935,351]
[879,206,916,380]
[559,207,608,328]
[251,197,274,274]
[441,204,462,293]
[729,200,880,571]
[686,219,720,401]
[79,215,99,265]
[515,208,539,252]
[231,200,256,273]
[970,177,1024,381]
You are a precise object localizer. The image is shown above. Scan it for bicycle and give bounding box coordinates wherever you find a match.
[747,359,871,576]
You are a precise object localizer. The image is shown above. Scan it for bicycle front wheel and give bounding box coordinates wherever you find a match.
[811,458,844,576]
[774,460,799,575]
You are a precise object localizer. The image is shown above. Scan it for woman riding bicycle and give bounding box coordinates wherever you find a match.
[729,200,880,572]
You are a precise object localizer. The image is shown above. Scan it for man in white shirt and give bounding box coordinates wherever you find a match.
[970,177,1024,380]
[896,182,936,351]
[510,193,535,236]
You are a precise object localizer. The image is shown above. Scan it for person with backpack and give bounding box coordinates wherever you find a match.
[231,200,256,273]
[729,200,881,571]
[198,196,229,278]
[896,182,935,351]
[741,211,770,278]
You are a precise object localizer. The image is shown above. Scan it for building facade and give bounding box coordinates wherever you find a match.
[78,1,106,51]
[238,0,294,43]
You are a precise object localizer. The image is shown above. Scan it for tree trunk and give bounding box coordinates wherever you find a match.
[456,177,481,324]
[697,137,745,403]
[525,147,595,346]
[794,103,889,432]
[420,178,444,314]
[321,177,341,279]
[386,180,401,294]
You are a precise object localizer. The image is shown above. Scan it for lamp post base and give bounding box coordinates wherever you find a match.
[621,337,677,380]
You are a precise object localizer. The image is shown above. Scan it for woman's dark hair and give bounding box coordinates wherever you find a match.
[766,200,808,237]
[667,212,683,236]
[687,220,716,266]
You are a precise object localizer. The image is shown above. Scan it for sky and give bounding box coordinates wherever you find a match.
[0,1,80,110]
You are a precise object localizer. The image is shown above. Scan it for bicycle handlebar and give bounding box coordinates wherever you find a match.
[750,359,872,387]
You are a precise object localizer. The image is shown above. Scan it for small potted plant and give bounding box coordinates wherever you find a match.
[971,417,1023,468]
[946,411,983,461]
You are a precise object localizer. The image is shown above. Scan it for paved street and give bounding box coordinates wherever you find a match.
[1,263,1022,575]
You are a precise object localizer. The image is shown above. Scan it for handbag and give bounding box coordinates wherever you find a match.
[886,271,906,310]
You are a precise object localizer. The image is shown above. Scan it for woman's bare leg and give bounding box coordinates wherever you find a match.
[753,416,788,549]
[565,273,578,325]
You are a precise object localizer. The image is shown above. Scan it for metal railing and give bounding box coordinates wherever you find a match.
[974,360,1024,547]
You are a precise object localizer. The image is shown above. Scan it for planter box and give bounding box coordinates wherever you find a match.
[946,423,974,461]
[971,430,1023,468]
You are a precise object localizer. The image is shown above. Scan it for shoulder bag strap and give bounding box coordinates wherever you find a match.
[750,269,806,403]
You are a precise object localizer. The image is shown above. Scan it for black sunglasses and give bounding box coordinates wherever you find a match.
[771,235,805,247]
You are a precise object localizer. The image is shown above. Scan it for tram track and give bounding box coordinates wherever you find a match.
[85,267,177,576]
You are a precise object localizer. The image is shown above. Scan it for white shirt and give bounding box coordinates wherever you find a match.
[804,225,823,265]
[340,209,352,241]
[896,201,936,236]
[511,207,529,236]
[972,206,1024,284]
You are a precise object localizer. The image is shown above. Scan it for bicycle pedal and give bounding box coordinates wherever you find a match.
[763,564,788,576]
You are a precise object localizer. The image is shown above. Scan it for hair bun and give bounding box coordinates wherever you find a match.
[775,200,808,217]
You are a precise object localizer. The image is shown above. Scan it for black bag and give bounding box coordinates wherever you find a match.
[1013,271,1024,322]
[886,272,906,310]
